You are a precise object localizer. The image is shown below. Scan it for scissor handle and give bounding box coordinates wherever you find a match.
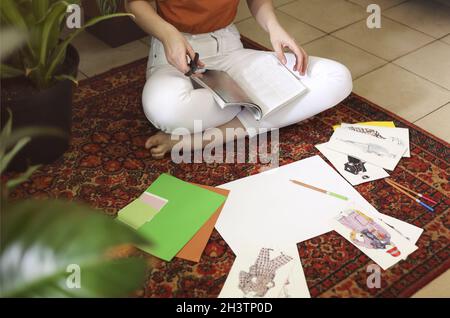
[184,52,200,77]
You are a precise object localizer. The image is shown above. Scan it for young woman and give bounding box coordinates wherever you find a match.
[126,0,352,159]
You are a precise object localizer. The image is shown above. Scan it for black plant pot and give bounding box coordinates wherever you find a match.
[1,45,80,172]
[86,15,147,48]
[82,0,147,48]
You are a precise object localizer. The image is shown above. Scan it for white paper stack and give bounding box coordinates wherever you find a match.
[316,123,410,185]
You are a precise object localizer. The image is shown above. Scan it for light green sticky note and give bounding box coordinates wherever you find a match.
[136,174,226,261]
[117,199,159,230]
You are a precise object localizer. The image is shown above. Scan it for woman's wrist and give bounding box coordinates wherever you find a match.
[159,23,179,44]
[265,17,281,34]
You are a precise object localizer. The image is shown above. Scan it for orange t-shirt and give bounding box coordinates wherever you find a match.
[131,0,240,34]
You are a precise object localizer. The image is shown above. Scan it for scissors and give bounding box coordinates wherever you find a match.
[184,52,201,77]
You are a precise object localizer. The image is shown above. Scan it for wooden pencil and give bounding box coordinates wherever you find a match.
[386,179,437,205]
[290,180,349,201]
[385,179,434,212]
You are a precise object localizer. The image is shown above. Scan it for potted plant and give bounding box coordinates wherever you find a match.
[0,0,132,171]
[1,167,148,297]
[0,36,149,297]
[1,198,149,298]
[83,0,147,48]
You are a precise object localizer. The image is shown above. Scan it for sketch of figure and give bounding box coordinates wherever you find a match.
[239,248,293,297]
[337,139,396,158]
[280,278,291,298]
[337,209,401,257]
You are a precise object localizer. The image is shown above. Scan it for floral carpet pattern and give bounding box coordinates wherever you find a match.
[9,56,449,298]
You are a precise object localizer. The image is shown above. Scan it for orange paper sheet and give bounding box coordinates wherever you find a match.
[176,184,229,262]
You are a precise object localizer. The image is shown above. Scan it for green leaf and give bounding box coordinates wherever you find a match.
[5,164,40,191]
[0,125,66,174]
[0,63,25,78]
[1,109,13,143]
[0,200,149,298]
[0,0,28,30]
[0,28,26,61]
[0,0,36,62]
[39,1,69,68]
[55,74,78,86]
[0,110,11,160]
[0,136,31,174]
[0,126,66,152]
[32,0,49,21]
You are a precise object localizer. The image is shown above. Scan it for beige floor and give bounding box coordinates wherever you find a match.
[73,0,450,297]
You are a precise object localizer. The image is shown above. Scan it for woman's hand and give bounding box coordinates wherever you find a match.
[268,23,308,75]
[161,25,205,74]
[125,0,204,74]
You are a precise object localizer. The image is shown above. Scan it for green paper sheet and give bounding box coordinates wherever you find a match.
[117,199,159,230]
[136,174,226,261]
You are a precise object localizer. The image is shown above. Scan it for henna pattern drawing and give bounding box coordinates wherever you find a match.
[238,248,293,297]
[347,126,404,146]
[337,209,401,257]
[348,126,386,139]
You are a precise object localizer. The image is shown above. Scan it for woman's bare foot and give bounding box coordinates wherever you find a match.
[145,131,178,159]
[145,118,247,159]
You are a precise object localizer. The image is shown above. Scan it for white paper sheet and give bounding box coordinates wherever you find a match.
[216,156,422,255]
[327,127,408,170]
[277,245,310,298]
[376,213,423,244]
[316,142,390,185]
[332,207,417,270]
[219,244,309,298]
[341,123,410,158]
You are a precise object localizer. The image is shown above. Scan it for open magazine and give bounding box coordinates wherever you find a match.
[191,54,308,121]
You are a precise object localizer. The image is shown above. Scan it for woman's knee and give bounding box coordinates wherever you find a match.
[141,72,192,132]
[327,59,352,100]
[142,72,240,134]
[309,57,353,101]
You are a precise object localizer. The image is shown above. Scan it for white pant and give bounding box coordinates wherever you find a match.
[142,24,352,137]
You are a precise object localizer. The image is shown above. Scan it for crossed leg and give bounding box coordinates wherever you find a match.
[142,51,352,159]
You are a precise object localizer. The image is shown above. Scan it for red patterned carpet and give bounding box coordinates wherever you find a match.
[9,43,449,297]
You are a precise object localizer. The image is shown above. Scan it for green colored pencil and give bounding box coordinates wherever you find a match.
[290,179,349,201]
